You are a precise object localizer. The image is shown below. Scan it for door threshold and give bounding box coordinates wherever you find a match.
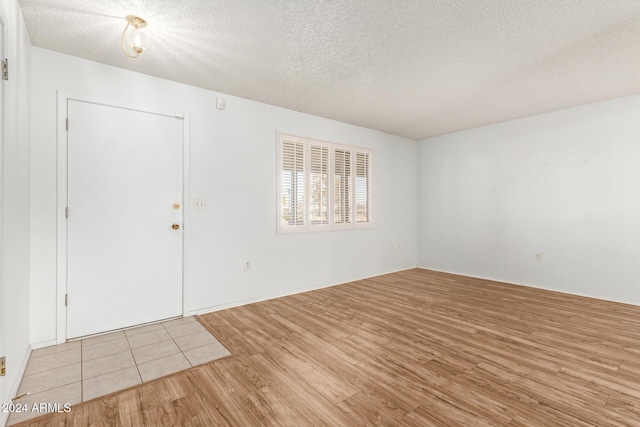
[67,315,185,342]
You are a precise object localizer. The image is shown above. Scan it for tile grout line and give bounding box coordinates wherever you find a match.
[125,330,145,385]
[163,320,195,369]
[127,320,194,382]
[80,339,84,402]
[131,322,185,380]
[170,321,223,358]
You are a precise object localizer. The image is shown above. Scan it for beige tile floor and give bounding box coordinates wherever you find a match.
[8,316,230,425]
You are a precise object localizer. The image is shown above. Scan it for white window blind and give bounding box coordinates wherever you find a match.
[310,144,329,225]
[281,138,305,228]
[334,149,352,224]
[356,151,372,223]
[277,132,373,233]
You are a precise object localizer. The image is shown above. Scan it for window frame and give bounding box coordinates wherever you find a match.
[277,132,374,234]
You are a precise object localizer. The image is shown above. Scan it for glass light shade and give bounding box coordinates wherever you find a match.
[125,26,148,53]
[122,15,148,58]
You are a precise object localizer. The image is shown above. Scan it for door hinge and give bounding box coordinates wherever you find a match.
[0,356,5,376]
[65,207,69,218]
[1,59,7,81]
[65,294,68,306]
[66,118,69,131]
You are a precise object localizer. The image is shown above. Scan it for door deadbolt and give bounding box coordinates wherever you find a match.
[173,203,180,210]
[172,223,180,230]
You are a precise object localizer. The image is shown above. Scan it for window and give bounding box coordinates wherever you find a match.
[278,132,373,233]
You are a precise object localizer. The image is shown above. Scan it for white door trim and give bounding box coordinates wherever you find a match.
[0,13,6,363]
[56,91,191,344]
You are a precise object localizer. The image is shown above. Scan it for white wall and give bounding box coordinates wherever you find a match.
[0,0,31,424]
[417,95,640,305]
[30,47,417,345]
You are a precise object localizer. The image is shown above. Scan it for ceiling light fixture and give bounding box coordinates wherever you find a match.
[121,15,148,59]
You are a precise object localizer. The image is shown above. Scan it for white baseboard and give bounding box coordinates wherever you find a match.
[29,339,57,351]
[189,283,335,316]
[415,265,640,307]
[189,266,417,317]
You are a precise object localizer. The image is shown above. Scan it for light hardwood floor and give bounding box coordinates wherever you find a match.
[15,268,640,426]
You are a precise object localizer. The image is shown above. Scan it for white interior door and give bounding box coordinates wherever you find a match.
[66,100,184,339]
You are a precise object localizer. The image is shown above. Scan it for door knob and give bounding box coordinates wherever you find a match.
[173,203,180,210]
[172,223,180,230]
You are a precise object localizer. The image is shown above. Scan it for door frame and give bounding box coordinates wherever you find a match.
[56,91,191,344]
[0,13,5,364]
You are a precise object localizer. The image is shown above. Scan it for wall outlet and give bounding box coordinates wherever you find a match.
[193,199,205,210]
[535,253,542,262]
[244,259,251,271]
[0,356,5,376]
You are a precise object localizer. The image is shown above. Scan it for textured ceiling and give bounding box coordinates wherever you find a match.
[18,0,640,140]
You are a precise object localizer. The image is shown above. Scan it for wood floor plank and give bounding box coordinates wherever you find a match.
[245,352,353,426]
[14,268,640,426]
[241,386,310,427]
[264,344,358,405]
[337,392,398,426]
